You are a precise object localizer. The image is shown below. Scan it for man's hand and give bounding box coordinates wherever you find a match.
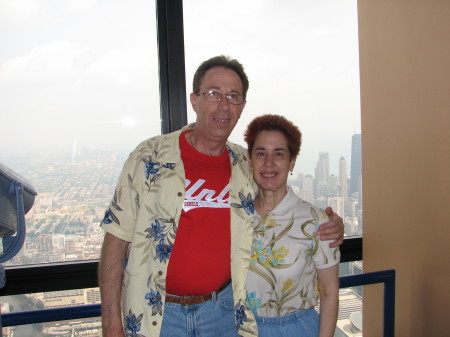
[316,207,345,248]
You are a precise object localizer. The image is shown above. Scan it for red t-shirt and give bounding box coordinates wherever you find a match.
[165,131,231,295]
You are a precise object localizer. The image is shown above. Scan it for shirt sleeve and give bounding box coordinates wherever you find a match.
[100,150,141,242]
[312,207,341,270]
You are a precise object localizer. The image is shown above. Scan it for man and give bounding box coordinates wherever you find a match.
[98,55,344,337]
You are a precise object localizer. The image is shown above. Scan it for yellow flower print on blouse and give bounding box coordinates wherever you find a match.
[246,187,340,317]
[250,240,290,268]
[281,279,295,293]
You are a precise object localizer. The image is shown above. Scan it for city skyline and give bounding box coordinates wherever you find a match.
[1,140,363,337]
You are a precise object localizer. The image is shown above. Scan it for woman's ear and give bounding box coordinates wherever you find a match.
[289,156,296,172]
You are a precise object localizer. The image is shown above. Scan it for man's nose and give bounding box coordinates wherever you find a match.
[217,94,231,109]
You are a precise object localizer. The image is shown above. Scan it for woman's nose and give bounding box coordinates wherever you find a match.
[264,155,274,165]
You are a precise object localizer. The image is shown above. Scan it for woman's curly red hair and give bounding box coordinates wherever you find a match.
[244,114,302,159]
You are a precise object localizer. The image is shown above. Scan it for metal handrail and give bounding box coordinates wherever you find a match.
[1,304,101,326]
[340,269,396,337]
[1,269,395,337]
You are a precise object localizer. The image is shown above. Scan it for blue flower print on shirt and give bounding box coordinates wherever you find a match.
[145,219,166,240]
[257,255,267,264]
[155,239,172,263]
[145,161,159,179]
[252,240,264,253]
[145,289,163,316]
[242,198,255,215]
[124,310,145,337]
[235,304,248,326]
[102,210,113,224]
[246,292,261,313]
[227,147,239,166]
[162,162,176,170]
[231,192,255,215]
[145,159,175,186]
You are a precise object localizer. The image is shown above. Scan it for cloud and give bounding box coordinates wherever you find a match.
[0,0,48,25]
[85,48,155,86]
[64,0,97,11]
[0,40,90,84]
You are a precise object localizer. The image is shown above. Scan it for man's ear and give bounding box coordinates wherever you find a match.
[190,93,198,113]
[241,99,247,112]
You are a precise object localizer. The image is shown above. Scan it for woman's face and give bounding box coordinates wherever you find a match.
[249,130,295,194]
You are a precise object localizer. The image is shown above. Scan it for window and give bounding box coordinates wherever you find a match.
[0,0,160,266]
[184,0,362,235]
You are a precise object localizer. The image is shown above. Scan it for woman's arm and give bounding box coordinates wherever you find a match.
[317,264,339,337]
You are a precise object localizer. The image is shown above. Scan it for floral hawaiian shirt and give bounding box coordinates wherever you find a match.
[246,187,340,317]
[101,124,258,337]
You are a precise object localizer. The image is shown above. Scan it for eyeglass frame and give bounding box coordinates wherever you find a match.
[196,90,245,105]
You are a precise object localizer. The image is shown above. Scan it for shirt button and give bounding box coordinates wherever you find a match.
[152,321,157,326]
[158,270,163,276]
[177,192,182,197]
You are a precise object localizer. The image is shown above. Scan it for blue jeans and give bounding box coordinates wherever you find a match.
[255,308,320,337]
[160,282,239,337]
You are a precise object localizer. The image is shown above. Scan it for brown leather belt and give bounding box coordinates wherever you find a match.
[165,279,231,305]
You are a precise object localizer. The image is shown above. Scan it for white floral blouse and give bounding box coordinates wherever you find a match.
[246,187,340,317]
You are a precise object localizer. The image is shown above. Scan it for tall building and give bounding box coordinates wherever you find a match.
[38,234,54,253]
[339,157,348,201]
[44,289,85,308]
[327,196,345,218]
[300,174,314,191]
[315,152,329,183]
[349,134,362,197]
[315,152,330,199]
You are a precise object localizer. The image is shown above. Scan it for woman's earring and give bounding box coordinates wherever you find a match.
[290,171,293,176]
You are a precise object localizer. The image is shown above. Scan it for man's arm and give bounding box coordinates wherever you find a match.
[317,264,339,337]
[98,232,129,337]
[317,207,345,248]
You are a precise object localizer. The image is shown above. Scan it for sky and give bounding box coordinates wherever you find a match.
[0,0,361,176]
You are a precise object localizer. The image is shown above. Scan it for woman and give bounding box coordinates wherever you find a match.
[244,114,340,337]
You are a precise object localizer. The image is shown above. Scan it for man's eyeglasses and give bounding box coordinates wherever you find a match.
[197,90,244,105]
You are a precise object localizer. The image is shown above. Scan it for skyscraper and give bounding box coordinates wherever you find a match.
[339,156,348,200]
[327,196,345,218]
[349,134,362,197]
[315,152,330,199]
[315,152,329,183]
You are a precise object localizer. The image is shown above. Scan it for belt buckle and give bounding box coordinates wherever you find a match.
[180,295,197,305]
